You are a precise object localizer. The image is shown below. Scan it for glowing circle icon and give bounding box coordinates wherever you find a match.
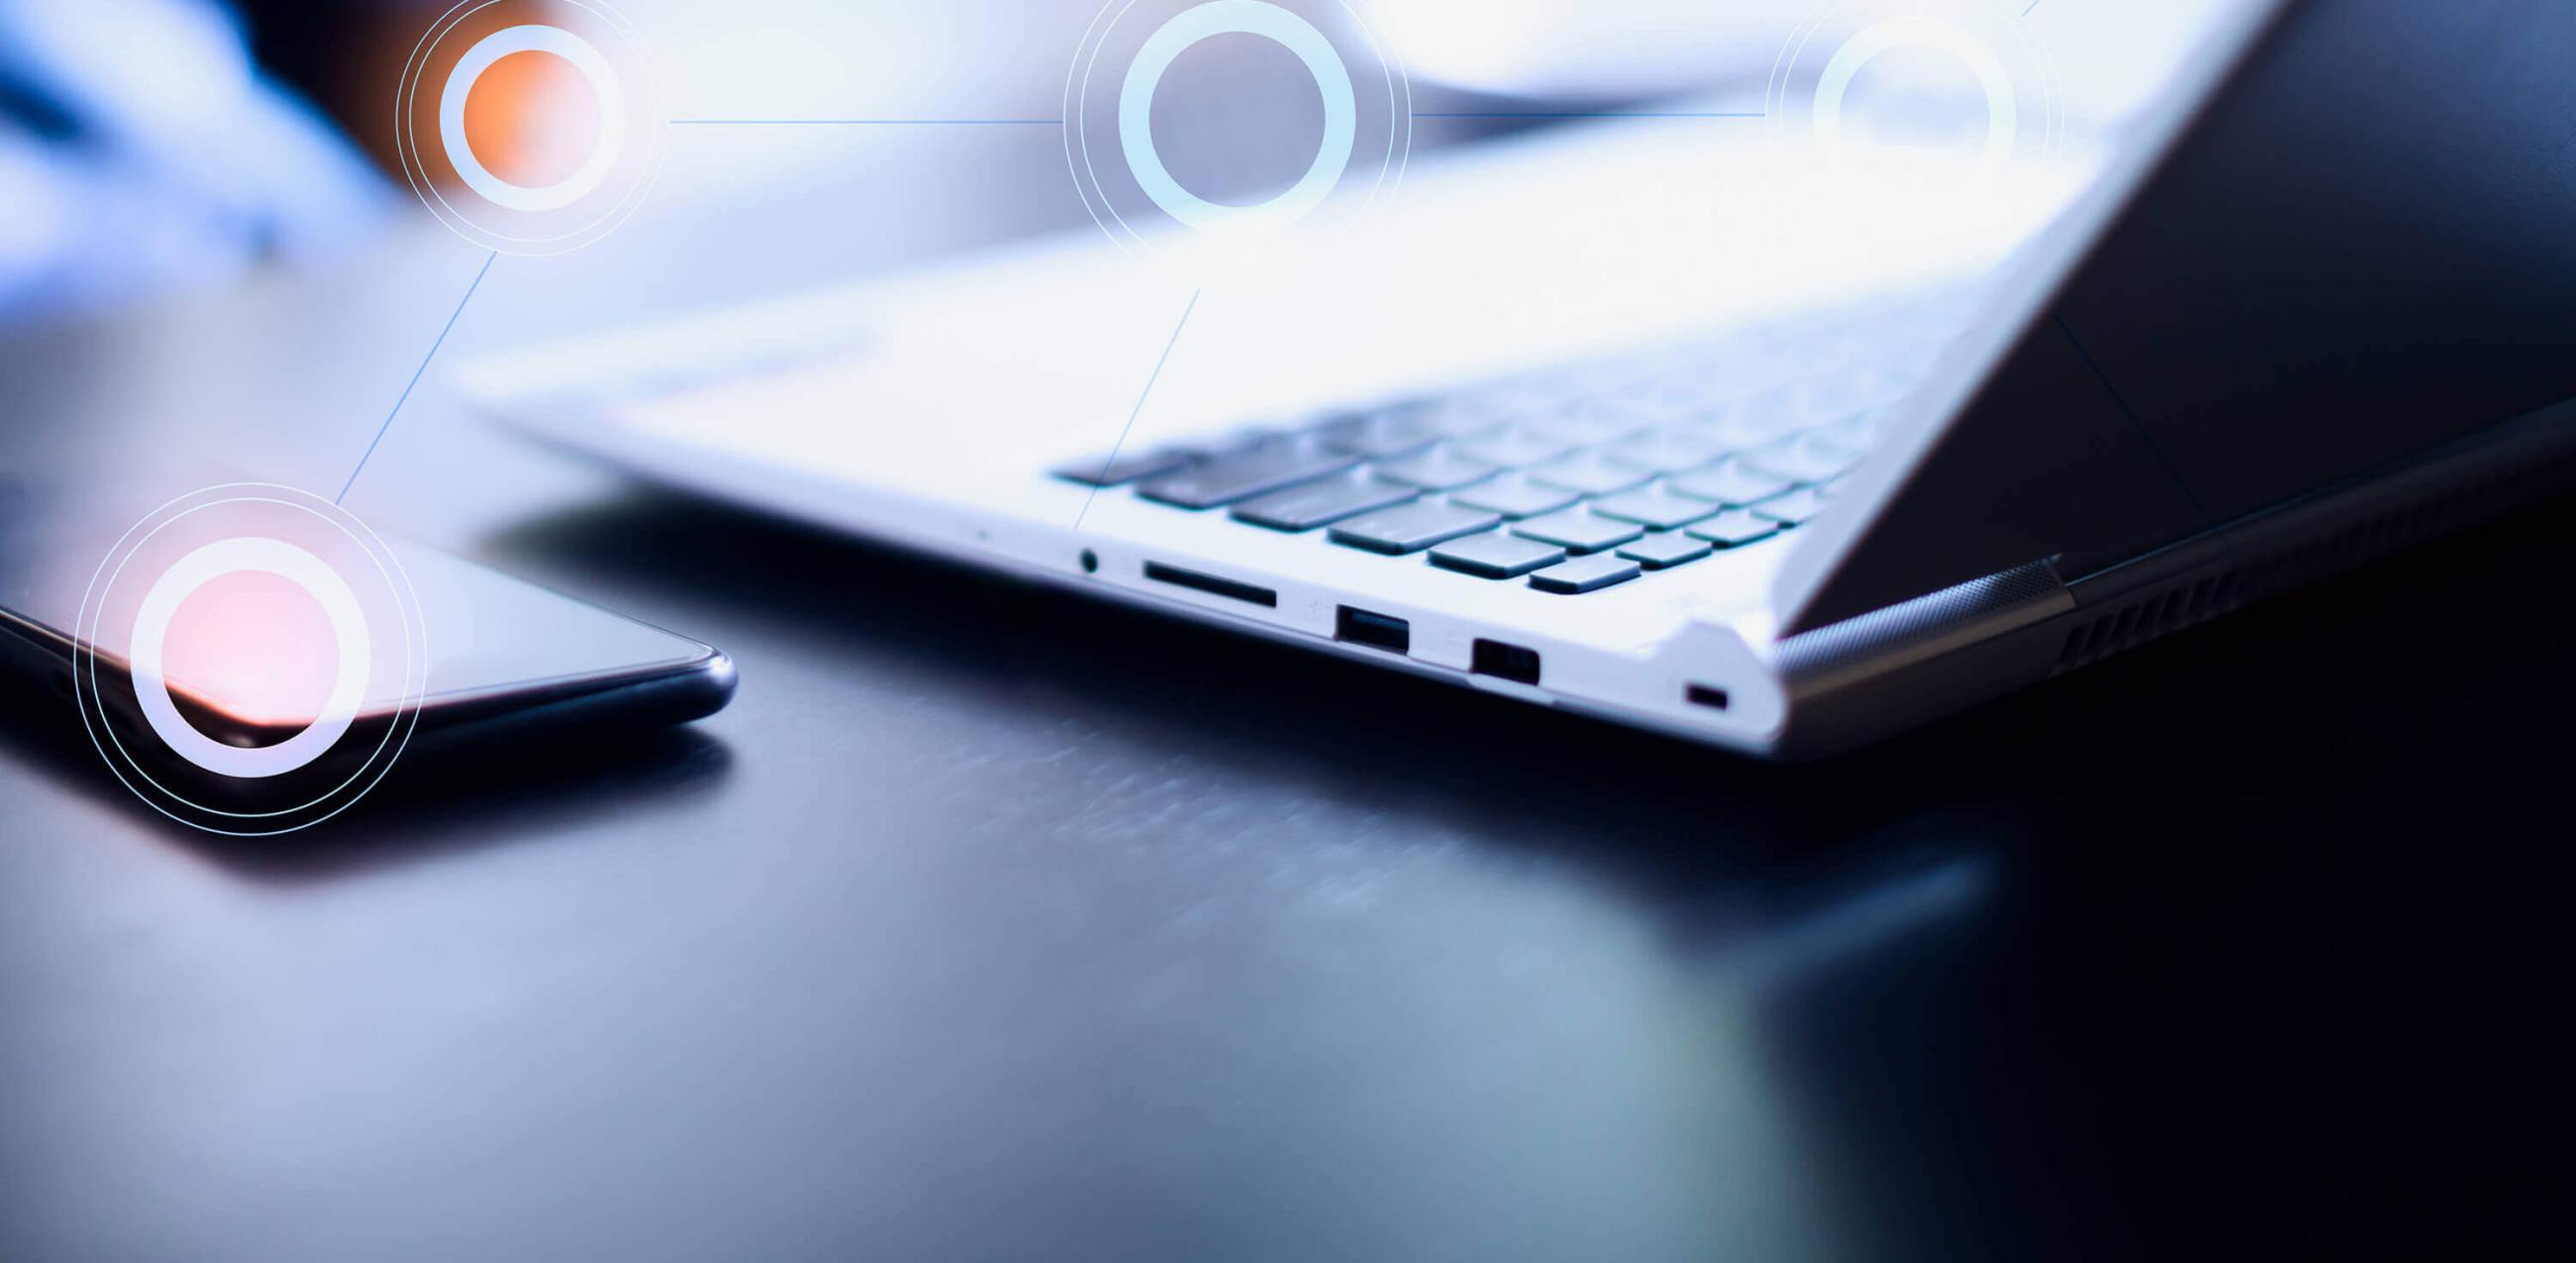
[1118,1,1358,233]
[128,538,373,781]
[1766,0,2060,185]
[72,484,430,836]
[1064,0,1413,259]
[396,0,664,256]
[1813,17,2018,181]
[439,25,630,214]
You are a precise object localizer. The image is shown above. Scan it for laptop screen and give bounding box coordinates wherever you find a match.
[1775,0,2576,633]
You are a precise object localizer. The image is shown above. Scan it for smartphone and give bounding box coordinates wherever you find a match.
[0,474,734,789]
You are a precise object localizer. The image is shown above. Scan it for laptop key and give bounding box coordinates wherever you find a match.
[1374,447,1501,491]
[1751,485,1831,526]
[1708,402,1812,450]
[1531,404,1655,446]
[1137,440,1358,509]
[1604,426,1731,474]
[1449,474,1582,519]
[1813,410,1881,451]
[1686,509,1783,548]
[1667,461,1795,507]
[1319,411,1446,459]
[1391,396,1514,438]
[1617,532,1715,571]
[1329,502,1505,555]
[1513,509,1646,555]
[1591,485,1720,531]
[1051,447,1192,487]
[1429,531,1567,579]
[1526,453,1655,496]
[1231,474,1419,532]
[1744,435,1864,483]
[1455,427,1576,469]
[1530,554,1644,594]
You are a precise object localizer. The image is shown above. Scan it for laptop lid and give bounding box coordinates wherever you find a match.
[1773,0,2576,635]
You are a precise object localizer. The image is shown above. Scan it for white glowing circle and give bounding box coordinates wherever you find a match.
[1118,0,1359,233]
[1813,15,2018,182]
[438,24,629,213]
[128,538,373,780]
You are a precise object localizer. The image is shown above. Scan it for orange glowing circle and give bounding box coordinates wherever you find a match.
[162,570,342,739]
[462,49,604,189]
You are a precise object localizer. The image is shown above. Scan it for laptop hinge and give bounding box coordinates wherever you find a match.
[1775,559,2072,699]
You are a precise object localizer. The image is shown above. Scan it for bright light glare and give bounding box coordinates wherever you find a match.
[464,50,606,189]
[160,570,341,737]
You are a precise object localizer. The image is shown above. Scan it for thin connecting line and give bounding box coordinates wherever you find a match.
[337,251,497,505]
[1076,288,1203,530]
[669,118,1064,126]
[2053,314,2215,527]
[1413,111,1764,120]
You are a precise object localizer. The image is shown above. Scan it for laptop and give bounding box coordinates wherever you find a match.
[463,0,2576,758]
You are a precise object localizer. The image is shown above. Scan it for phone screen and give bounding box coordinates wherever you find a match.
[0,466,719,736]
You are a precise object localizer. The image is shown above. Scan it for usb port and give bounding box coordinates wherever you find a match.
[1335,606,1411,655]
[1685,684,1732,711]
[1470,639,1542,685]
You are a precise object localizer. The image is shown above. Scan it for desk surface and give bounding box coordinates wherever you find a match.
[4,185,2571,1260]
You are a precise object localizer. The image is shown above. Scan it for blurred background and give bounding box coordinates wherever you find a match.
[1,0,2243,326]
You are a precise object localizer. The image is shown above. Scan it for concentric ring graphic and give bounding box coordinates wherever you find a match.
[1766,0,2060,185]
[129,538,373,781]
[1118,1,1357,233]
[1065,0,1412,258]
[439,24,630,213]
[396,0,664,256]
[72,484,430,836]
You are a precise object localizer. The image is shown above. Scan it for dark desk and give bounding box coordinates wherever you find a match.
[4,214,2569,1260]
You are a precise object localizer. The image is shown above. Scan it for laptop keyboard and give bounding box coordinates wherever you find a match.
[1054,308,1954,596]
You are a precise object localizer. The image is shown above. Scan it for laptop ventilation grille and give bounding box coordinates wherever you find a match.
[2054,573,2242,673]
[2052,485,2482,675]
[2229,491,2472,604]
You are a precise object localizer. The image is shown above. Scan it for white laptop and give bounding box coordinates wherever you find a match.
[462,0,2576,757]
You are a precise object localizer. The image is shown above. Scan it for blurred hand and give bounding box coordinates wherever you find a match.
[0,0,387,321]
